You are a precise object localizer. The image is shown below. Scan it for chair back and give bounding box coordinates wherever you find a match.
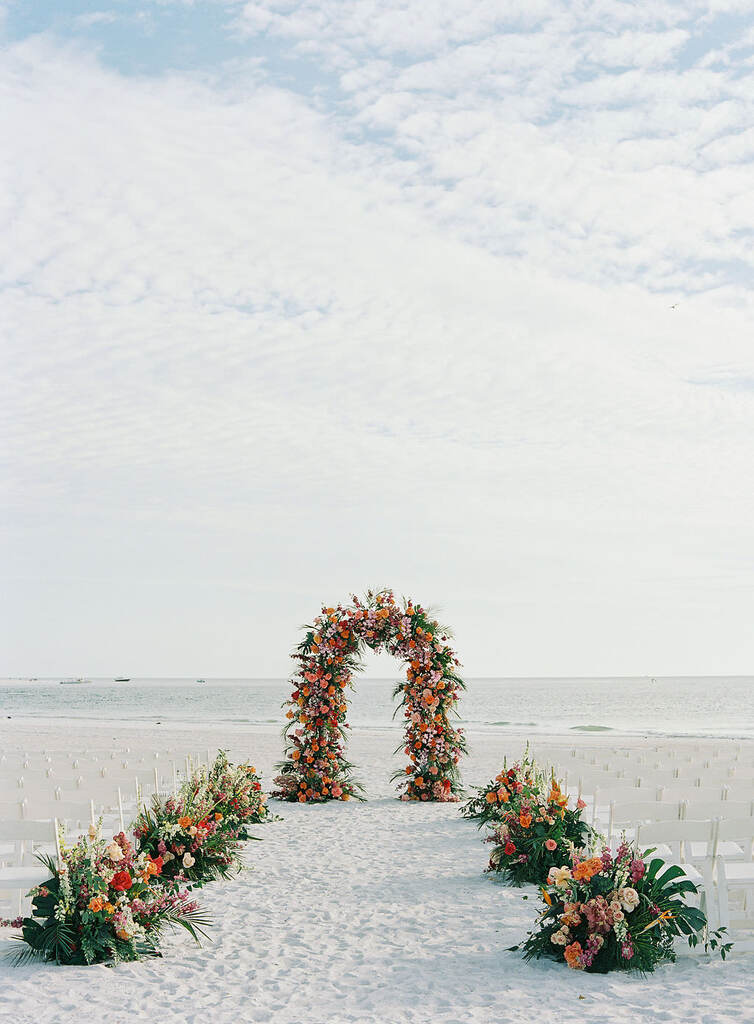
[0,817,61,866]
[636,818,716,864]
[715,817,754,861]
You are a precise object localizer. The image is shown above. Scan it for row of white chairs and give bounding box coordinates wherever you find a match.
[634,816,754,949]
[607,797,754,845]
[0,751,218,918]
[580,783,753,827]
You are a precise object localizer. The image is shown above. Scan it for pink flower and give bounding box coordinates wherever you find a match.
[545,839,558,851]
[630,858,646,883]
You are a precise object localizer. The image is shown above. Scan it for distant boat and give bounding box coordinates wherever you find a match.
[60,678,91,685]
[196,678,206,684]
[114,677,130,682]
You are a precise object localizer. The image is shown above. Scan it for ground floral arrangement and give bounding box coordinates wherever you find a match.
[463,750,731,971]
[520,842,731,971]
[10,752,272,966]
[274,588,467,803]
[462,752,595,886]
[133,751,271,887]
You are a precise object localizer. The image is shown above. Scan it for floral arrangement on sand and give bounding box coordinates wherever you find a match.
[485,777,594,886]
[133,752,268,886]
[274,588,467,802]
[13,825,208,965]
[205,750,272,835]
[462,753,595,886]
[520,841,729,972]
[461,753,540,827]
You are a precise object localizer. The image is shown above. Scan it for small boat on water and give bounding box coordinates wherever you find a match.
[114,677,130,682]
[196,678,206,684]
[60,678,91,685]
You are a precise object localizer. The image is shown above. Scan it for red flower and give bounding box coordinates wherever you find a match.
[110,871,133,891]
[504,841,517,855]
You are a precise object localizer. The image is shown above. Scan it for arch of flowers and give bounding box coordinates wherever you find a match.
[273,589,467,803]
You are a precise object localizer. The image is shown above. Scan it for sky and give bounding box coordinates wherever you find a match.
[1,1,753,679]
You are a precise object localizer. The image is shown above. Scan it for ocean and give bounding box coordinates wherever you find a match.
[1,676,752,739]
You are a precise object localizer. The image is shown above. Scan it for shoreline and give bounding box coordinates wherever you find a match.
[2,715,754,744]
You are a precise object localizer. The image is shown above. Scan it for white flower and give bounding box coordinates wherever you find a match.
[182,852,195,868]
[106,843,123,862]
[162,851,174,864]
[550,928,569,946]
[548,866,572,888]
[619,887,640,912]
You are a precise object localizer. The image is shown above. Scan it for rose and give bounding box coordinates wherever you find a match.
[504,841,516,855]
[110,871,132,891]
[545,839,558,851]
[619,887,640,912]
[105,842,124,862]
[182,853,195,868]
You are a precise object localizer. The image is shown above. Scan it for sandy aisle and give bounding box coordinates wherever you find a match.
[0,722,752,1024]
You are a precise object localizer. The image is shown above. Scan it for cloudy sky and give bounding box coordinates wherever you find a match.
[1,1,753,679]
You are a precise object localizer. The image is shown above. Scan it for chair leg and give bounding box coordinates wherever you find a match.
[716,857,730,931]
[701,862,718,932]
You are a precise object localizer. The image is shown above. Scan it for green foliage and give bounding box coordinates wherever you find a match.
[521,843,727,973]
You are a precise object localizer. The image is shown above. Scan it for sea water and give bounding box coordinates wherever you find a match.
[0,677,752,739]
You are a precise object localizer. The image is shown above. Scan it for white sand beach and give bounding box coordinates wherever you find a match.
[1,720,752,1024]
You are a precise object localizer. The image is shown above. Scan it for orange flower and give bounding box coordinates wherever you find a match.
[291,750,301,761]
[564,941,584,969]
[485,791,497,803]
[572,857,603,882]
[519,813,532,828]
[214,812,223,822]
[178,816,193,829]
[498,788,510,802]
[88,896,104,912]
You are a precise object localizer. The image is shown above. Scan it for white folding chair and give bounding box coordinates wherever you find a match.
[714,817,754,949]
[636,818,717,930]
[608,800,682,845]
[681,800,753,861]
[0,818,61,917]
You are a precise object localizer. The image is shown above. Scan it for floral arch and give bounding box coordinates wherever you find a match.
[273,589,467,803]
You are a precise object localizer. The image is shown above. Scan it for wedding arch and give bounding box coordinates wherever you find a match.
[273,589,467,802]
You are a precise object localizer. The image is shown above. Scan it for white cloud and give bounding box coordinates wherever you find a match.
[0,12,753,676]
[231,0,754,295]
